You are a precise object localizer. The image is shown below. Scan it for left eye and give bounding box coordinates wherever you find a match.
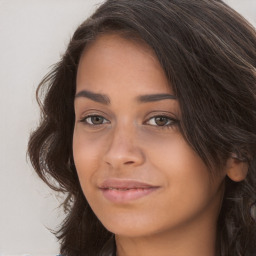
[146,116,174,126]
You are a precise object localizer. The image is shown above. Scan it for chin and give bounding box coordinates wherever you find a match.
[99,212,162,238]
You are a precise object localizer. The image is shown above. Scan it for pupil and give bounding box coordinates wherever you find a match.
[156,117,167,126]
[93,116,103,124]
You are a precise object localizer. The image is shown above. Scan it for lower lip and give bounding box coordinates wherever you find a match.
[100,187,159,203]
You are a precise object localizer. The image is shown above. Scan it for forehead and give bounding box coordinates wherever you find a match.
[80,33,157,67]
[76,33,172,95]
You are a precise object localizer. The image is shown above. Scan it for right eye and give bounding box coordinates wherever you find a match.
[80,115,109,125]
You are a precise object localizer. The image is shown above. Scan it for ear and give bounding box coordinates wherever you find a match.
[226,155,248,182]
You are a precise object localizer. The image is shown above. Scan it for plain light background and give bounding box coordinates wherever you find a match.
[0,0,255,255]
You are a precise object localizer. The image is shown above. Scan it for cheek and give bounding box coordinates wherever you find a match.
[142,130,207,174]
[144,132,214,200]
[72,126,106,187]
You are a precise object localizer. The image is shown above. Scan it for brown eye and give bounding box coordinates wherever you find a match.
[91,116,104,124]
[146,116,176,127]
[155,117,169,126]
[82,115,108,125]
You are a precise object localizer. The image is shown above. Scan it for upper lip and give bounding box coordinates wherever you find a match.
[99,178,159,189]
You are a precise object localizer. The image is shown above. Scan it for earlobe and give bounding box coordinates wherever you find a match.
[226,156,249,182]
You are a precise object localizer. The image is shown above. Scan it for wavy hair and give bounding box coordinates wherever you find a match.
[28,0,256,255]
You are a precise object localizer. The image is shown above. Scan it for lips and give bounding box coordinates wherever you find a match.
[99,179,160,203]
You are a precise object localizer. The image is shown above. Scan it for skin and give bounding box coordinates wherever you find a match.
[73,34,229,256]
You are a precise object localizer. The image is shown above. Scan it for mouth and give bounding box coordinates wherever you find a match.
[99,179,160,203]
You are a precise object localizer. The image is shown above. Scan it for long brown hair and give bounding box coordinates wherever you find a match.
[28,0,256,255]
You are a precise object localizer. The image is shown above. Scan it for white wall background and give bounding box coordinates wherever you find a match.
[0,1,255,255]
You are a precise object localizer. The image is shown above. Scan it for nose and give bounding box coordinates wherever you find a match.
[103,125,145,169]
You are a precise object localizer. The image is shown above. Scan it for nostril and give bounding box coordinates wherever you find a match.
[125,161,135,165]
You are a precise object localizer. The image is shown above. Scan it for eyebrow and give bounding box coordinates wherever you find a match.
[75,90,110,105]
[137,93,177,102]
[74,90,177,104]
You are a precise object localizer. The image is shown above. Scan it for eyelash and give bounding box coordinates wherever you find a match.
[79,115,109,126]
[79,114,178,129]
[144,115,178,129]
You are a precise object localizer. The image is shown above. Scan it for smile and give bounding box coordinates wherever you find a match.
[99,179,160,203]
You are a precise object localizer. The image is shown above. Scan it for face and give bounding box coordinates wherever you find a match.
[73,34,226,238]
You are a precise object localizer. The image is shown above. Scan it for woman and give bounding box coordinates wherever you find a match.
[28,0,256,255]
